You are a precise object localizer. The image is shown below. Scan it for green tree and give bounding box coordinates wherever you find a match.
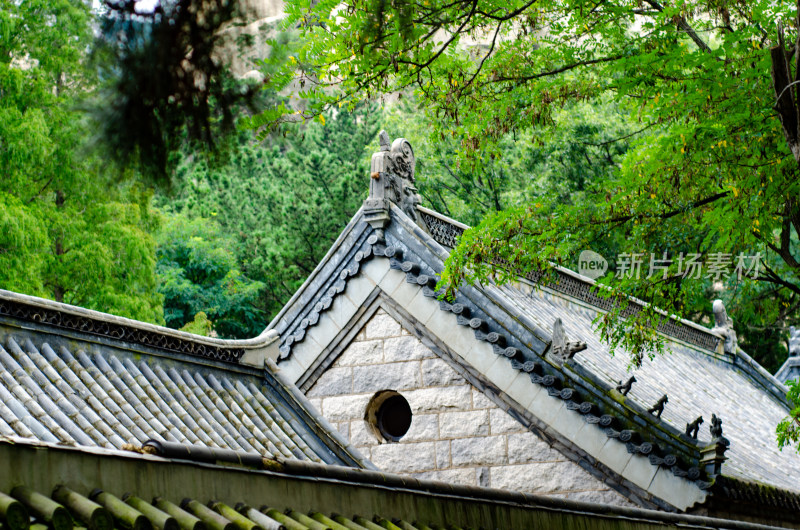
[271,0,800,362]
[158,104,382,320]
[156,214,265,338]
[0,0,163,322]
[268,0,800,446]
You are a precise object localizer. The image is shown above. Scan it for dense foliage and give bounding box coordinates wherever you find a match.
[270,0,800,373]
[0,0,163,322]
[95,0,258,179]
[156,214,264,338]
[157,104,381,322]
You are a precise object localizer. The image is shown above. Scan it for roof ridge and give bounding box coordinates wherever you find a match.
[416,207,730,353]
[0,290,277,366]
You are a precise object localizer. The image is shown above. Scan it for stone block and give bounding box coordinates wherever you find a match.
[405,385,472,414]
[344,273,376,308]
[328,293,357,330]
[507,432,563,464]
[407,289,439,327]
[421,358,465,387]
[451,435,506,467]
[463,340,496,374]
[550,403,587,442]
[402,413,439,442]
[384,336,433,362]
[490,461,595,494]
[321,394,372,422]
[352,361,420,393]
[365,310,402,339]
[387,274,418,308]
[472,388,495,409]
[596,437,633,475]
[337,339,383,366]
[303,313,340,357]
[571,421,609,456]
[363,258,390,286]
[489,409,524,435]
[288,332,325,373]
[277,359,304,385]
[432,314,475,358]
[307,366,353,397]
[336,421,350,440]
[435,440,450,469]
[527,387,565,425]
[648,467,707,511]
[350,419,380,447]
[505,372,541,410]
[377,266,405,295]
[411,468,475,485]
[370,441,436,473]
[620,453,658,491]
[484,356,520,392]
[439,410,489,438]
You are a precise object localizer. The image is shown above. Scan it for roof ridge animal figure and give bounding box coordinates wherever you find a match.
[686,416,704,439]
[615,376,636,396]
[647,395,668,418]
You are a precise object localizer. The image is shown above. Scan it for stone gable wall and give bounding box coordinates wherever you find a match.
[306,309,634,505]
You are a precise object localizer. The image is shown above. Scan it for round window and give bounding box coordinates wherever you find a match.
[365,390,413,442]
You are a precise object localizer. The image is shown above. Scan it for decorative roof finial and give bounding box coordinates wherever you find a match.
[364,131,424,232]
[547,318,587,365]
[701,413,730,475]
[685,416,704,439]
[711,299,738,354]
[378,130,391,151]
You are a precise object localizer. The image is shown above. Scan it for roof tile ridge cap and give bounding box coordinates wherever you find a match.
[414,207,724,347]
[0,289,278,350]
[267,205,367,331]
[733,347,791,402]
[265,358,377,470]
[416,205,470,231]
[550,265,725,343]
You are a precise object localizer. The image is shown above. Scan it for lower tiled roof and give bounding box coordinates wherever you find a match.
[0,437,789,530]
[0,324,336,463]
[0,484,428,530]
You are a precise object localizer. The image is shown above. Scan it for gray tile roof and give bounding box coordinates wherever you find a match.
[0,329,323,461]
[492,283,800,491]
[0,287,377,470]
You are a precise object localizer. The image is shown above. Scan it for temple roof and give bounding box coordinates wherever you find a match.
[0,436,788,530]
[0,290,368,468]
[269,133,800,516]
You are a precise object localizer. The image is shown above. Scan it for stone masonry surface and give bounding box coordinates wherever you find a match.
[307,309,635,506]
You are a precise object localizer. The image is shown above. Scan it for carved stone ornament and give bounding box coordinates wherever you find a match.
[647,394,668,419]
[547,317,588,365]
[686,416,704,439]
[789,326,800,357]
[711,299,738,354]
[615,376,636,396]
[701,413,730,475]
[364,130,424,232]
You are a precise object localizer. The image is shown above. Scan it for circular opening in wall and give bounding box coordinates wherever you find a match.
[365,390,412,442]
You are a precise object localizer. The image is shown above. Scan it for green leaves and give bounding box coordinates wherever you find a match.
[0,0,164,323]
[156,214,265,339]
[777,380,800,452]
[266,0,800,385]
